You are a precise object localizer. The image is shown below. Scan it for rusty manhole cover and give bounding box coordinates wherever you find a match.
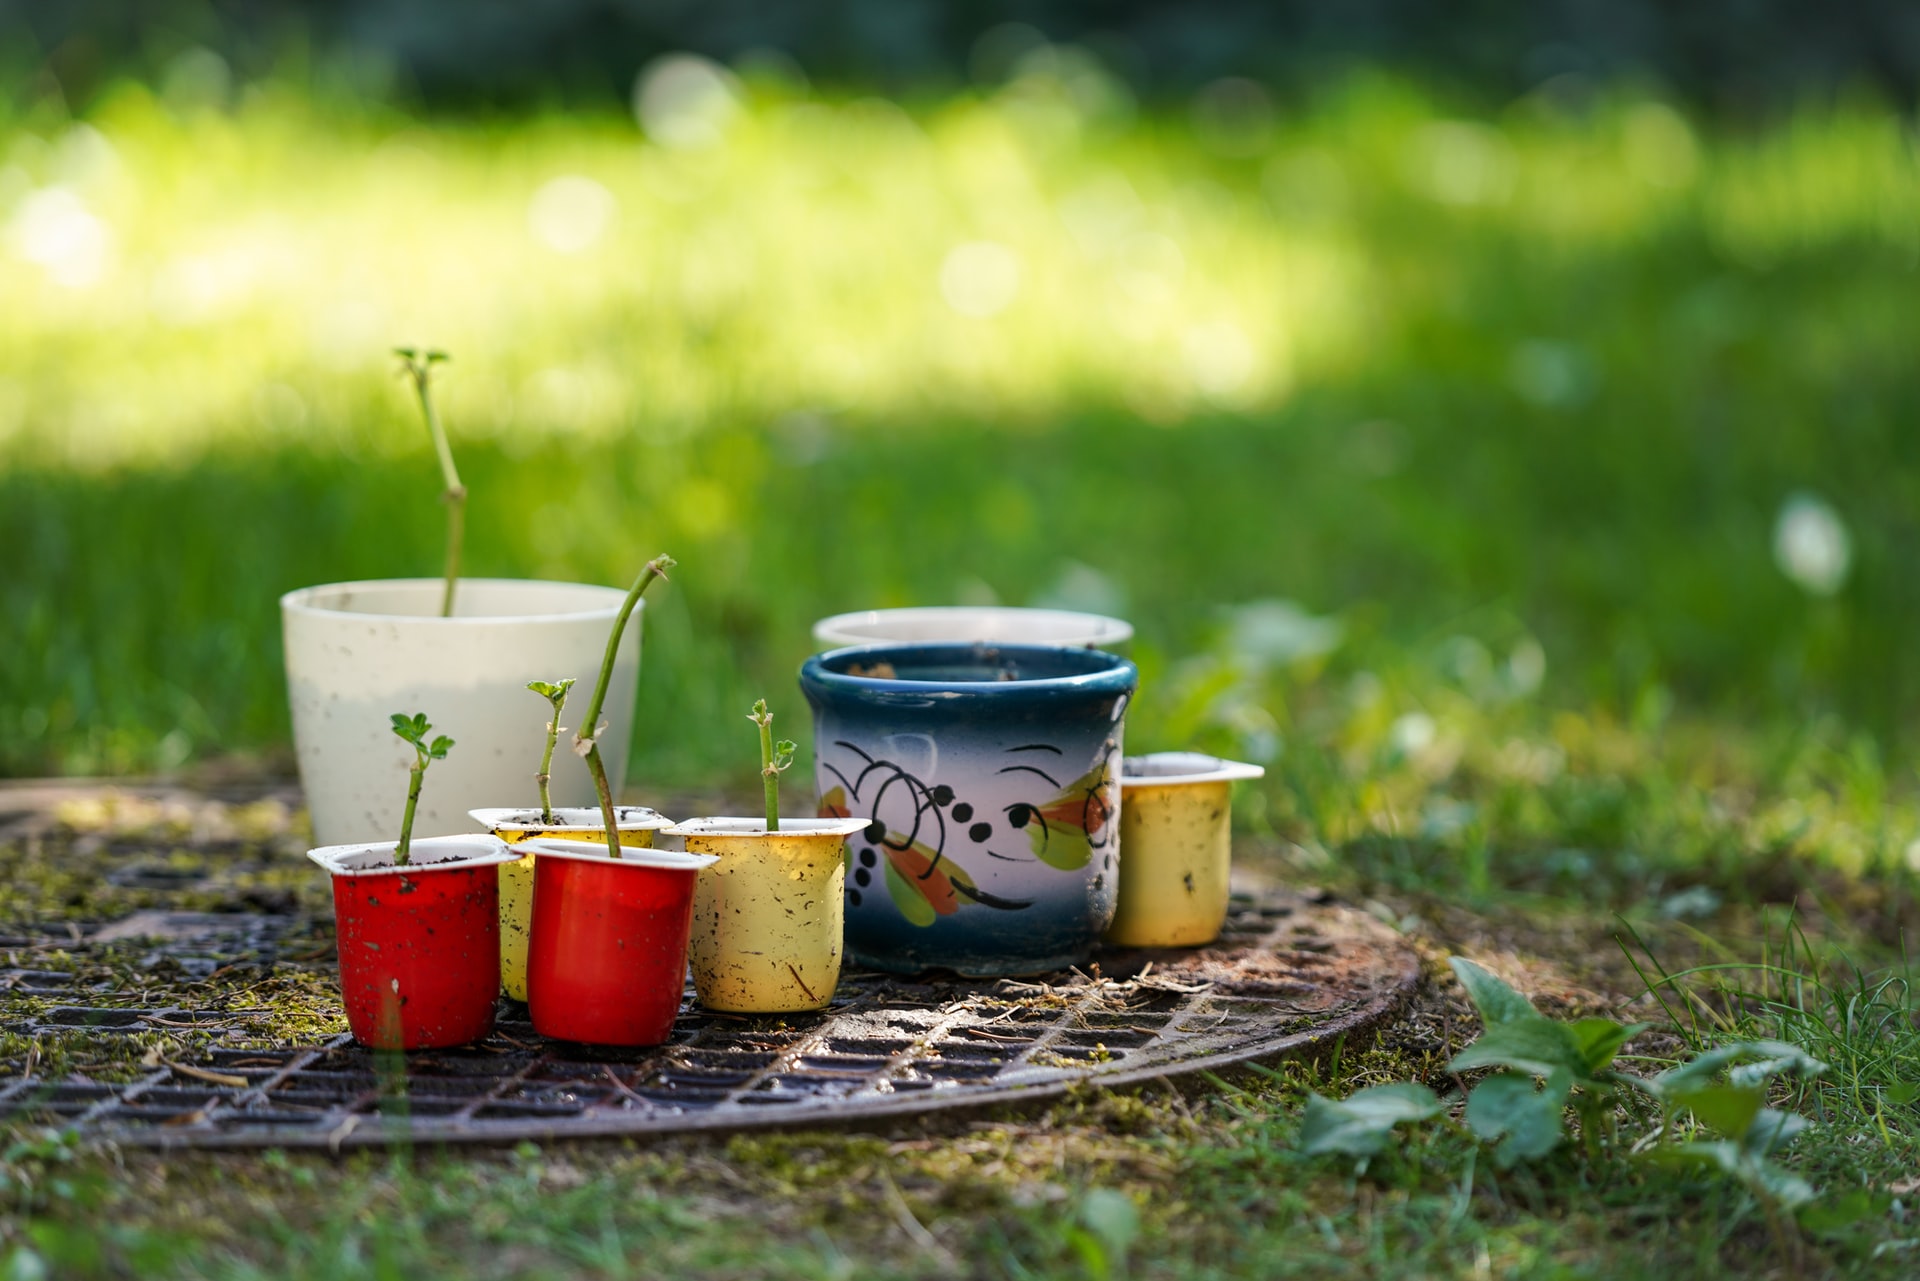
[0,783,1417,1150]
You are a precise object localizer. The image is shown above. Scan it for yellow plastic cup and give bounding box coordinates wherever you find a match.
[664,817,871,1013]
[1107,754,1265,948]
[468,806,674,1000]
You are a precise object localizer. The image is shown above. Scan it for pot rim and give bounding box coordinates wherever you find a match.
[663,817,872,840]
[1120,751,1267,788]
[307,833,515,877]
[510,836,718,871]
[801,642,1138,703]
[280,577,641,625]
[469,806,674,834]
[812,605,1133,649]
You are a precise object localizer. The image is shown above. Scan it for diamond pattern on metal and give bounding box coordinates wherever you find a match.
[0,782,1416,1149]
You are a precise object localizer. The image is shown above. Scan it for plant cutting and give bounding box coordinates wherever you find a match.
[307,712,517,1050]
[1107,752,1266,948]
[666,701,869,1013]
[394,347,465,617]
[571,554,675,858]
[470,676,671,1003]
[281,347,651,848]
[519,554,711,1045]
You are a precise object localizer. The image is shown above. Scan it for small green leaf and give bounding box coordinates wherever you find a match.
[1569,1018,1649,1075]
[1447,1017,1588,1080]
[1799,1188,1888,1235]
[1743,1108,1808,1157]
[1660,1140,1814,1210]
[1886,1080,1919,1107]
[1656,1040,1827,1095]
[1298,1083,1444,1157]
[1449,958,1540,1027]
[527,678,576,703]
[1077,1188,1139,1264]
[1669,1084,1764,1140]
[428,735,454,759]
[1465,1071,1569,1168]
[773,739,797,771]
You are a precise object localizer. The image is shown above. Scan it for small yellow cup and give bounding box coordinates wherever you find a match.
[1107,754,1265,948]
[469,807,674,1000]
[665,817,871,1013]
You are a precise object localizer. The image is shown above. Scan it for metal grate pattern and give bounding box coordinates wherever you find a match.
[2,894,1414,1150]
[0,781,1417,1149]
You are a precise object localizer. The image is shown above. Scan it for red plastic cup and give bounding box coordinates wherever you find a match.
[517,838,718,1046]
[308,834,518,1050]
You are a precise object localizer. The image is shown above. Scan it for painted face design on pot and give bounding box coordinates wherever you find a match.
[817,738,1119,928]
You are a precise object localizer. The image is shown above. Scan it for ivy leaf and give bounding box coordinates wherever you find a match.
[1656,1041,1827,1095]
[1447,1017,1587,1080]
[1298,1083,1444,1158]
[1449,958,1540,1027]
[1569,1018,1650,1075]
[1743,1108,1809,1157]
[1659,1140,1815,1211]
[1076,1188,1139,1266]
[1668,1083,1764,1140]
[1798,1188,1888,1236]
[1466,1071,1569,1168]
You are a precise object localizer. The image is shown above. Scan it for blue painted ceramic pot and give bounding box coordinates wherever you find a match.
[799,643,1138,976]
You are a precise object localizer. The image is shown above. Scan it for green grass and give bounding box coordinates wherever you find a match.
[7,900,1920,1279]
[8,65,1920,1278]
[5,77,1920,798]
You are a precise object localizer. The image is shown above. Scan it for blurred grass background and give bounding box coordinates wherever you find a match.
[5,21,1920,909]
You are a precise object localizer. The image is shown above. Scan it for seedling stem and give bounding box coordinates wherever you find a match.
[389,712,454,865]
[527,679,576,824]
[573,555,675,858]
[395,348,464,617]
[749,699,796,831]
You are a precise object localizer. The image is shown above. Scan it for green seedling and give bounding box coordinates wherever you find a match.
[394,347,465,618]
[571,554,676,859]
[748,699,797,832]
[389,712,453,865]
[1445,957,1650,1167]
[1297,955,1836,1254]
[526,678,576,825]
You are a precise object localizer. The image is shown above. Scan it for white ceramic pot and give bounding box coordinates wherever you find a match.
[811,606,1133,651]
[282,578,642,848]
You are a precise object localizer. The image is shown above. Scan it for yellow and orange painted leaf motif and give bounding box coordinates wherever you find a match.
[1023,759,1115,871]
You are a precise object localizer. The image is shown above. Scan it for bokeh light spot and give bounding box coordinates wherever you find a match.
[528,175,617,254]
[635,55,742,150]
[8,188,113,288]
[939,240,1021,317]
[1774,493,1851,596]
[1182,320,1257,398]
[1404,121,1515,206]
